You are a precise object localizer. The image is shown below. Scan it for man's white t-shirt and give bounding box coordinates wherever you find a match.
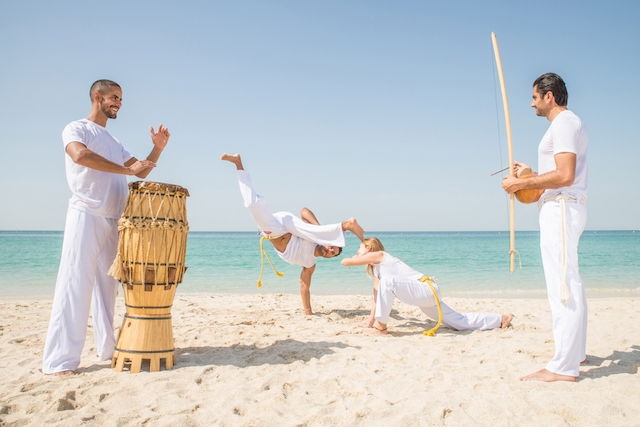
[62,119,133,218]
[537,110,588,199]
[277,236,317,268]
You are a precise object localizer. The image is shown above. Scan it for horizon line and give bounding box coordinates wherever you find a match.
[1,229,638,233]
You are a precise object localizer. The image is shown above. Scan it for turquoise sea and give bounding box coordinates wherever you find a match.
[0,230,638,297]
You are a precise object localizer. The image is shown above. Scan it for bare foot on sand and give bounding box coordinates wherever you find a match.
[520,368,576,382]
[357,319,374,328]
[366,322,389,335]
[46,370,75,377]
[365,328,389,336]
[501,313,514,328]
[220,153,244,170]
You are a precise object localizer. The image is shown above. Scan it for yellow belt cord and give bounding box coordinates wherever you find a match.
[257,235,285,288]
[420,276,443,336]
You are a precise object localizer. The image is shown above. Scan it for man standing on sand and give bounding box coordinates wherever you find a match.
[42,79,171,375]
[221,153,365,315]
[502,73,588,382]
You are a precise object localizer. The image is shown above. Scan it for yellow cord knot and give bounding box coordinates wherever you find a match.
[420,276,443,337]
[256,236,285,288]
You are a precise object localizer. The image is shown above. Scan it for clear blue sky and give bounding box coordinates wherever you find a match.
[1,1,638,231]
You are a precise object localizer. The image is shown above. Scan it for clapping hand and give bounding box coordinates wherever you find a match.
[128,159,156,175]
[150,124,170,150]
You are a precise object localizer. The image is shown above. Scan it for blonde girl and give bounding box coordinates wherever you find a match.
[341,237,513,334]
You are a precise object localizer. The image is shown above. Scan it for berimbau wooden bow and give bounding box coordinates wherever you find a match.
[490,32,516,273]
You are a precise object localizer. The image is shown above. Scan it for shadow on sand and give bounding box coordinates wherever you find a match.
[325,308,412,321]
[580,345,640,380]
[79,340,356,373]
[325,309,476,336]
[175,339,357,369]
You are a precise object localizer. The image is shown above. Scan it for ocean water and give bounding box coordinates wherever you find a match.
[0,230,638,297]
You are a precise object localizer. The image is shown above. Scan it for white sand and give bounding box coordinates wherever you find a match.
[1,293,639,426]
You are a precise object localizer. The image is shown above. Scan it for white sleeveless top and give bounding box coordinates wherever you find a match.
[277,236,317,268]
[373,252,423,281]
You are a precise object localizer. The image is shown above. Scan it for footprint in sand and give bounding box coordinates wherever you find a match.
[20,383,37,393]
[56,391,76,412]
[281,382,292,399]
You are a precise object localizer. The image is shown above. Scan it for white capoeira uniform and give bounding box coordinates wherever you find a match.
[537,110,588,377]
[374,252,501,330]
[236,170,345,268]
[42,119,132,374]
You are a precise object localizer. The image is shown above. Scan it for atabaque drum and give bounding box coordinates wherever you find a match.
[109,181,189,373]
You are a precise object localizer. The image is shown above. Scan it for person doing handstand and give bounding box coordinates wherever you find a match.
[221,153,365,315]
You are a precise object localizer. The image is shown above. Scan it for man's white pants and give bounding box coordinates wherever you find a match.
[539,199,588,377]
[42,207,119,374]
[236,170,344,246]
[375,276,501,330]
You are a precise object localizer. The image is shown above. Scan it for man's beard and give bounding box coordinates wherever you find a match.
[101,103,118,119]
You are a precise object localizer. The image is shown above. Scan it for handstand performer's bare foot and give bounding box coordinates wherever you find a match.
[520,368,576,382]
[501,313,514,328]
[220,153,244,170]
[342,217,365,241]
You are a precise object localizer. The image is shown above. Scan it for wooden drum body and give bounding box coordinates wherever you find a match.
[109,181,189,373]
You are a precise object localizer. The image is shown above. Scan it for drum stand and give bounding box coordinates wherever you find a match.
[111,283,177,373]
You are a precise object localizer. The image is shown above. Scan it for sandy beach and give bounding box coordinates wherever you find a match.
[1,293,639,426]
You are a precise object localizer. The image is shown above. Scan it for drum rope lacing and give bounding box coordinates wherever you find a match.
[109,186,189,286]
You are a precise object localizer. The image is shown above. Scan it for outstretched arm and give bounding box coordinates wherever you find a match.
[299,265,316,315]
[341,251,383,267]
[371,278,388,334]
[361,278,379,328]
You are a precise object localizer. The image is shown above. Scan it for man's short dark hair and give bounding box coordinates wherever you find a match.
[533,73,568,106]
[336,247,343,256]
[89,79,121,99]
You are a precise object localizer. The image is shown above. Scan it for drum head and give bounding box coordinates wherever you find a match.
[129,181,189,196]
